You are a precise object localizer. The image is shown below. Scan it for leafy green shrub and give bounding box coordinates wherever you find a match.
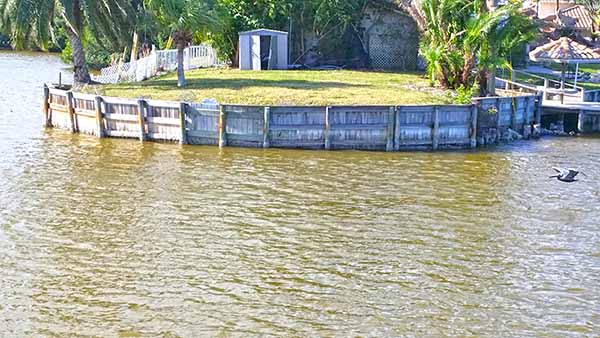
[454,85,478,104]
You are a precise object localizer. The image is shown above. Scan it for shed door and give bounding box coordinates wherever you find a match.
[251,35,261,70]
[268,36,278,70]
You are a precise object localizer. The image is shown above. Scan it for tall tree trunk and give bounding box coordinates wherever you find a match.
[177,42,186,87]
[65,25,91,84]
[130,31,139,62]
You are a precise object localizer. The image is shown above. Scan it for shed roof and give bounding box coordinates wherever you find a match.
[239,29,288,36]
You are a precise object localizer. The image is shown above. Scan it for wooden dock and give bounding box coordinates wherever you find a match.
[43,86,543,151]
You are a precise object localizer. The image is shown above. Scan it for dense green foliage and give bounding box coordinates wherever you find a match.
[420,0,536,95]
[0,0,137,81]
[144,0,220,87]
[209,0,369,64]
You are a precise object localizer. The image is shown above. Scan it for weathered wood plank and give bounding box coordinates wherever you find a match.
[104,113,139,122]
[95,96,104,138]
[386,106,395,151]
[73,108,97,118]
[72,92,98,101]
[470,104,478,148]
[145,116,180,126]
[432,106,440,150]
[187,130,219,139]
[179,102,188,145]
[66,92,77,133]
[219,105,227,148]
[43,85,51,127]
[227,133,264,142]
[324,106,332,150]
[104,130,140,138]
[137,99,146,141]
[330,123,388,130]
[263,107,271,148]
[48,88,68,96]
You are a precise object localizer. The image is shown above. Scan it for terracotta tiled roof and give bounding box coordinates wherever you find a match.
[529,37,600,63]
[557,5,596,31]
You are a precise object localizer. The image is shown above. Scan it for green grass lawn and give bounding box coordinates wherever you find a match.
[515,69,600,90]
[91,68,449,105]
[544,64,600,90]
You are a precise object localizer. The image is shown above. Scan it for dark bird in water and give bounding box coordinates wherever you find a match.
[550,167,585,182]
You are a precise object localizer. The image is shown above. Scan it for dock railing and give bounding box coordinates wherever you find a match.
[497,69,587,104]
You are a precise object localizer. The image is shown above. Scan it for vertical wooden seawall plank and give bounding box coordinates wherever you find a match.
[95,96,104,138]
[534,94,542,138]
[66,91,76,133]
[578,110,585,134]
[394,106,402,151]
[432,106,440,150]
[43,85,50,127]
[470,104,478,148]
[263,106,271,148]
[495,97,502,142]
[386,106,395,152]
[179,102,188,145]
[523,96,530,137]
[324,106,332,150]
[137,99,147,141]
[219,105,228,148]
[511,97,517,131]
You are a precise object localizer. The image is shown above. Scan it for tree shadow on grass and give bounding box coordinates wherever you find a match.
[115,77,367,91]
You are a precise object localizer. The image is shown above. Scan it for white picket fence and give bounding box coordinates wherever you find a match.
[92,44,222,84]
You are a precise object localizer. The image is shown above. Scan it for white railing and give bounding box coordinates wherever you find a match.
[92,44,222,84]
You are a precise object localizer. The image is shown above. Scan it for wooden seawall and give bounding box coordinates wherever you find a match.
[43,86,542,151]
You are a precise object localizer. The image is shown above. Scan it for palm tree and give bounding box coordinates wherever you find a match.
[576,0,600,34]
[0,0,133,83]
[145,0,219,87]
[420,0,536,95]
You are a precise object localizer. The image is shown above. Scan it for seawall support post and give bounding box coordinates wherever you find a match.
[179,102,188,145]
[533,94,542,138]
[43,85,51,128]
[470,104,478,148]
[66,91,76,133]
[263,106,271,149]
[386,106,395,152]
[137,99,146,142]
[511,97,518,131]
[324,106,332,150]
[524,96,531,138]
[94,96,104,138]
[495,97,502,143]
[394,106,402,151]
[219,105,227,148]
[578,110,585,134]
[432,105,440,151]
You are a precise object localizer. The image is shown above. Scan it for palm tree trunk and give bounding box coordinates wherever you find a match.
[130,31,139,62]
[177,42,186,87]
[66,25,91,84]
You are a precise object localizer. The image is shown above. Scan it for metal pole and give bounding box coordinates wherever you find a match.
[561,62,566,104]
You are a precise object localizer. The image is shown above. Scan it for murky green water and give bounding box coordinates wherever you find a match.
[1,51,600,337]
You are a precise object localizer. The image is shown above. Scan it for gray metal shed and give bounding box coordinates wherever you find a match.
[239,29,288,70]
